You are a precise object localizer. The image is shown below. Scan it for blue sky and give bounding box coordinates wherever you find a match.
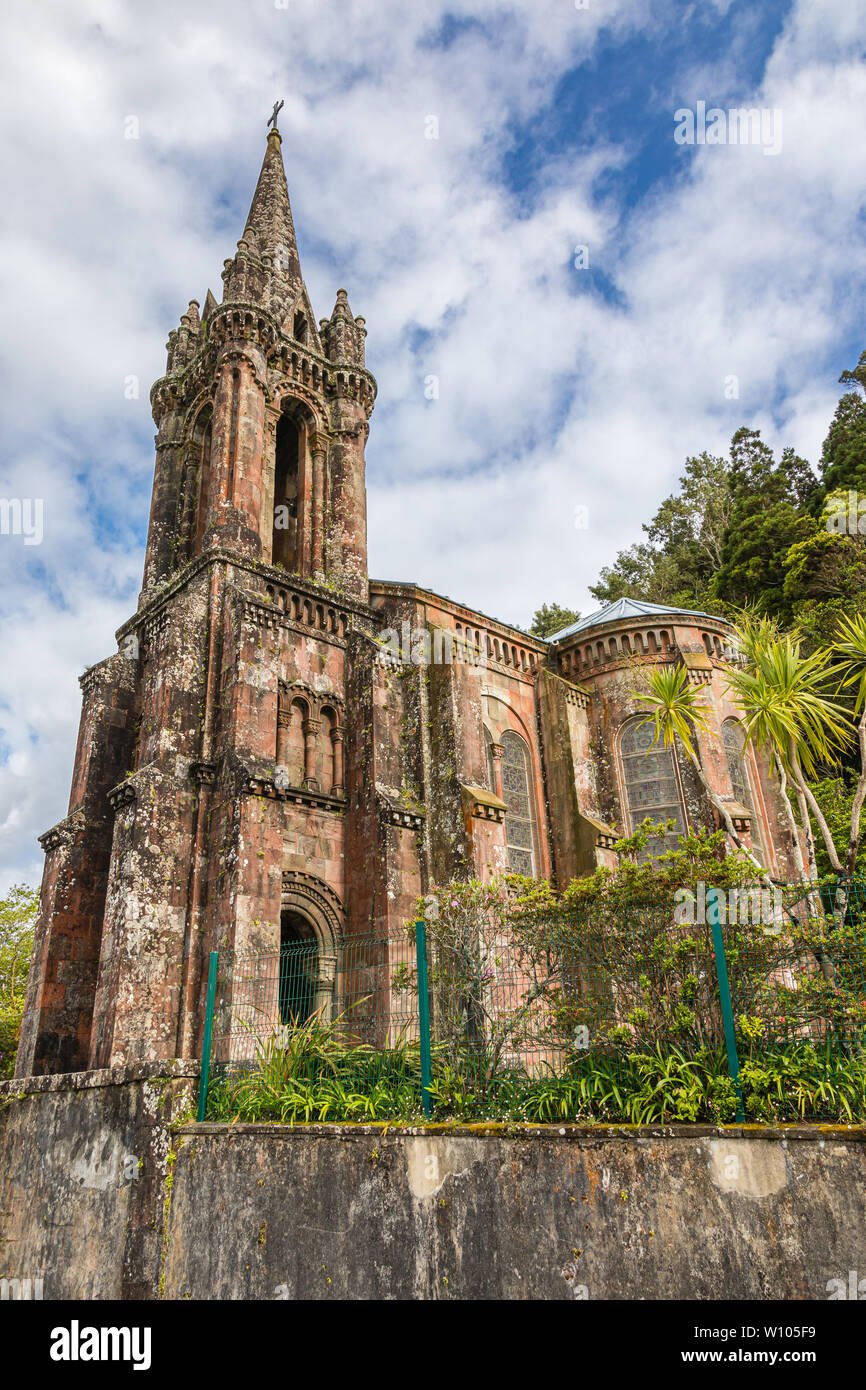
[504,4,794,200]
[0,0,864,890]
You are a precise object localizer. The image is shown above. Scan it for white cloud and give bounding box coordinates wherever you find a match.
[0,0,863,889]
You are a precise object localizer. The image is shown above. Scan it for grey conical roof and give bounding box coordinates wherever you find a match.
[547,597,718,642]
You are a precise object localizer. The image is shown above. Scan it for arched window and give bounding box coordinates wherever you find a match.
[275,695,307,787]
[273,414,300,570]
[620,719,687,856]
[319,707,336,794]
[188,411,212,560]
[500,731,538,877]
[723,719,765,862]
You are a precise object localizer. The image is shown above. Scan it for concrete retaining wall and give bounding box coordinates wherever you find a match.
[2,1070,864,1300]
[0,1065,197,1300]
[164,1122,866,1300]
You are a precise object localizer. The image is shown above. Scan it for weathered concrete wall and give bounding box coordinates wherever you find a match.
[2,1070,864,1300]
[164,1123,866,1301]
[0,1065,197,1300]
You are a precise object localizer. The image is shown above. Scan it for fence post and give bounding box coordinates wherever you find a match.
[414,919,433,1118]
[196,950,219,1123]
[706,887,746,1123]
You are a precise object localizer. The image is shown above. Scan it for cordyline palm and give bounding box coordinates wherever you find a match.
[832,612,866,875]
[633,664,769,881]
[734,608,784,664]
[729,615,816,881]
[725,628,853,878]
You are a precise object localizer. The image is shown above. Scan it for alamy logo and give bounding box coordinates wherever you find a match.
[378,622,487,669]
[674,102,782,156]
[825,491,866,536]
[826,1270,866,1299]
[49,1321,152,1371]
[0,497,43,545]
[674,883,783,933]
[0,1276,43,1299]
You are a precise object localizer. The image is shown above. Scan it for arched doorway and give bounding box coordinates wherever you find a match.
[279,911,319,1025]
[278,906,339,1026]
[278,874,343,1028]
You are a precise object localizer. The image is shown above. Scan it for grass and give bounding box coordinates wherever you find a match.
[204,1022,866,1126]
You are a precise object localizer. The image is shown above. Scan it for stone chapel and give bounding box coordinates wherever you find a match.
[16,126,800,1078]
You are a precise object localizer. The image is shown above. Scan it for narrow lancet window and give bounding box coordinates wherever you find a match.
[273,415,300,570]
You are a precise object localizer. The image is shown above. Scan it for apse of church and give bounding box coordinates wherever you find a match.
[16,126,800,1080]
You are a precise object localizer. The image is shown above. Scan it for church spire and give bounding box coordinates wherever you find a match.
[219,123,319,346]
[242,126,301,285]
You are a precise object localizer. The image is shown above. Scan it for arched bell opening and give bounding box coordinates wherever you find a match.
[177,404,212,564]
[272,415,301,571]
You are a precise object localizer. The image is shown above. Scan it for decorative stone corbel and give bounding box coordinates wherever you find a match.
[562,681,591,710]
[38,810,86,853]
[577,811,619,851]
[680,651,714,686]
[376,785,426,830]
[722,800,753,833]
[461,785,508,824]
[107,780,137,812]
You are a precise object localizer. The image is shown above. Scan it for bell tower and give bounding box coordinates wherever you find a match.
[143,123,374,603]
[17,121,379,1076]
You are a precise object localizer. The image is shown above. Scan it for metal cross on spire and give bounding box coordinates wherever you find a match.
[267,99,284,131]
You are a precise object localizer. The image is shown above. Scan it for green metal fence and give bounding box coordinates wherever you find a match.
[199,930,423,1123]
[198,880,866,1125]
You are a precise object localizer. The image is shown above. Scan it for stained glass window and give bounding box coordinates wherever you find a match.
[722,720,748,804]
[723,719,765,862]
[620,720,686,856]
[500,732,537,877]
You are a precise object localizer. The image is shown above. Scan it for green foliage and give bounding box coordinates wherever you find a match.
[206,1028,866,1126]
[203,849,866,1128]
[207,1014,426,1123]
[623,1046,739,1124]
[835,610,866,716]
[633,662,711,762]
[208,1044,865,1126]
[425,1047,741,1125]
[560,821,758,910]
[0,884,39,1080]
[809,377,866,515]
[712,431,815,617]
[590,540,659,605]
[529,602,580,638]
[412,876,571,1087]
[591,451,731,609]
[736,1034,866,1123]
[808,780,866,877]
[724,612,866,874]
[782,519,866,607]
[590,362,866,635]
[724,626,851,780]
